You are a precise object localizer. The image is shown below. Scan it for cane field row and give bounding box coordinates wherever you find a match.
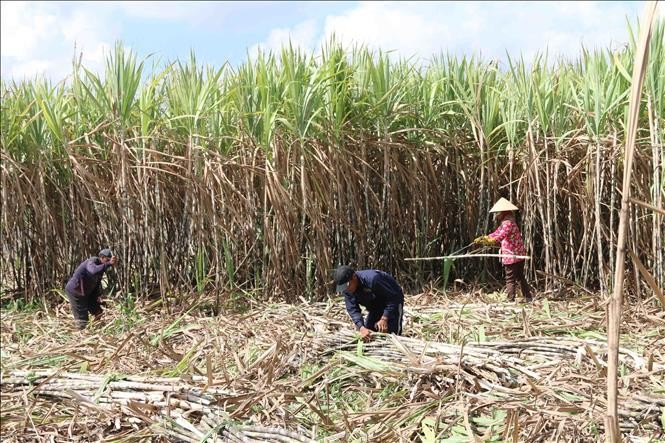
[1,20,664,304]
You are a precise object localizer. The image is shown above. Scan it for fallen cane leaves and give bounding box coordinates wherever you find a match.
[1,292,663,441]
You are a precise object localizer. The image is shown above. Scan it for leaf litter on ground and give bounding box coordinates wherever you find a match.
[1,289,663,442]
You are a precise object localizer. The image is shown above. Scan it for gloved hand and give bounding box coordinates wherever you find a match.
[473,235,497,247]
[483,236,498,246]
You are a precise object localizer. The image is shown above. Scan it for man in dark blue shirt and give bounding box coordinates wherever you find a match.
[334,265,404,341]
[65,248,117,329]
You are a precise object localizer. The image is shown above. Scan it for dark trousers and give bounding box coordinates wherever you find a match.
[505,261,532,301]
[364,303,404,335]
[66,290,102,329]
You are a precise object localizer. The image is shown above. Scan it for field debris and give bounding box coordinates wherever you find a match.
[1,292,664,441]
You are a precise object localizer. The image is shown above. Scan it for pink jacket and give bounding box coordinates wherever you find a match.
[488,218,527,265]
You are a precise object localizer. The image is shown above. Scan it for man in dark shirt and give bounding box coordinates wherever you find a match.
[334,265,404,341]
[65,248,117,329]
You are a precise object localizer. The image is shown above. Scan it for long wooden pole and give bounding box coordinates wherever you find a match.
[606,2,658,441]
[404,254,531,261]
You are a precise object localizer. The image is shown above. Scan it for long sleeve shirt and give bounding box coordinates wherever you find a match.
[343,270,404,329]
[488,218,527,265]
[65,257,112,297]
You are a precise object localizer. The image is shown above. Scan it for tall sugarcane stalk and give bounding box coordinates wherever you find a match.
[606,2,658,441]
[1,19,664,302]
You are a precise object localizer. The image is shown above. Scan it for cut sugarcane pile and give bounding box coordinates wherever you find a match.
[314,331,663,433]
[1,292,664,441]
[1,371,314,442]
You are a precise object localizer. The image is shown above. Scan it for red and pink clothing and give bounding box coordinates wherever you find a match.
[488,218,526,265]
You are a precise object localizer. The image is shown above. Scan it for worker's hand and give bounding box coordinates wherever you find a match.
[484,236,498,246]
[110,256,118,265]
[375,317,389,333]
[358,326,372,342]
[474,236,497,247]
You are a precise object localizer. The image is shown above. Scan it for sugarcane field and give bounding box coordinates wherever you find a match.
[1,2,664,442]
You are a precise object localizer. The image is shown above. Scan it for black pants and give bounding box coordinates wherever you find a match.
[505,261,532,301]
[364,303,404,335]
[66,290,102,329]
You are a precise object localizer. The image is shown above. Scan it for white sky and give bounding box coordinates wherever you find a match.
[1,1,662,81]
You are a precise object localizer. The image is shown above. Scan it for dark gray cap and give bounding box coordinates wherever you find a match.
[334,265,355,293]
[99,248,113,258]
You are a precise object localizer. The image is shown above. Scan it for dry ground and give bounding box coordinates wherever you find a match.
[1,289,664,442]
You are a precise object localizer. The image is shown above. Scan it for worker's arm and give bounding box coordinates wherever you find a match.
[373,274,403,319]
[344,293,365,330]
[488,220,512,242]
[85,259,112,276]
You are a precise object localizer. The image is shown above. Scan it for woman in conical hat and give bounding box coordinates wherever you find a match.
[473,198,533,302]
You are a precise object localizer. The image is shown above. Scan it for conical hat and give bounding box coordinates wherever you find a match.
[489,197,519,213]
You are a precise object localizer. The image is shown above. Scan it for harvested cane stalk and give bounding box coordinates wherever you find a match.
[404,253,531,261]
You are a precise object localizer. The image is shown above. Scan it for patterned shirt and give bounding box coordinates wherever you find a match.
[488,218,527,265]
